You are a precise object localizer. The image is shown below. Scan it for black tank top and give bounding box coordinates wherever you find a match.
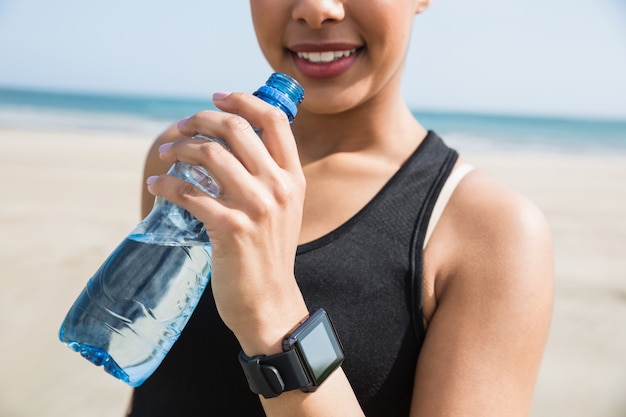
[128,131,458,417]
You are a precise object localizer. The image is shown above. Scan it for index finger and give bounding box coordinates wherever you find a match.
[212,92,302,173]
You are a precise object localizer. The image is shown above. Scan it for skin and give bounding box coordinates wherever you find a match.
[140,0,554,416]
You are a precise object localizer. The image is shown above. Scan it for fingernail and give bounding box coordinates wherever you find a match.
[213,91,231,101]
[146,176,158,186]
[177,116,190,129]
[158,142,173,153]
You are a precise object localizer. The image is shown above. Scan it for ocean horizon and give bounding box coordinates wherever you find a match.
[1,86,625,156]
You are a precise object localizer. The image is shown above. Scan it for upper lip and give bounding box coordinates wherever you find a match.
[287,42,363,53]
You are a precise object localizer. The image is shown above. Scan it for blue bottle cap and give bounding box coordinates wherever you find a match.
[254,73,304,122]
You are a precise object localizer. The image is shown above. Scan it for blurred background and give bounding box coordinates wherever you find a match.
[1,0,625,118]
[0,1,625,416]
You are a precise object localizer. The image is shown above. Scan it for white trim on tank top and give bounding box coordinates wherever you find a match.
[423,162,475,249]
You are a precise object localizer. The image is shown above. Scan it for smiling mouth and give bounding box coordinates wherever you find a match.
[295,49,358,64]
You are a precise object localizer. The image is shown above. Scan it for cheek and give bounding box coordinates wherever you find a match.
[250,2,277,40]
[250,1,287,59]
[253,17,282,60]
[358,4,414,50]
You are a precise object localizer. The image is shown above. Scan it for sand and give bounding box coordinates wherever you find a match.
[0,127,624,417]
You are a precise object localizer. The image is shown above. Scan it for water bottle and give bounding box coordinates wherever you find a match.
[59,72,304,387]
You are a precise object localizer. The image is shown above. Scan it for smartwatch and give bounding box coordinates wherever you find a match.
[238,308,344,398]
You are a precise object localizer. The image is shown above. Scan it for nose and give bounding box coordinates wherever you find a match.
[291,0,345,29]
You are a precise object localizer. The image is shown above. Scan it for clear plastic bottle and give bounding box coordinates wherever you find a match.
[59,73,304,387]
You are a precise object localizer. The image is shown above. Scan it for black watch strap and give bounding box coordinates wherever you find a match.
[239,349,310,398]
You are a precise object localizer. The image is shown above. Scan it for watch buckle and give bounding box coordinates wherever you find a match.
[261,365,285,397]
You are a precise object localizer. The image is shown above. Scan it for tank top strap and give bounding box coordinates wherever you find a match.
[423,162,475,249]
[407,132,458,346]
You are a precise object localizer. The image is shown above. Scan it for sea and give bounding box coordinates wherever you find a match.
[1,87,625,156]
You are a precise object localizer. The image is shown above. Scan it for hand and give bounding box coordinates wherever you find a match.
[147,91,309,355]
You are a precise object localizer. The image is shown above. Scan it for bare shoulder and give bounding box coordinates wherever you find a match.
[428,165,554,299]
[414,165,554,416]
[146,124,187,159]
[143,124,188,177]
[140,124,187,217]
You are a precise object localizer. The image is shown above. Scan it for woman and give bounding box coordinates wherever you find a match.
[129,0,553,416]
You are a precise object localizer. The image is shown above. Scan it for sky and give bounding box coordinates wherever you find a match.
[0,0,625,120]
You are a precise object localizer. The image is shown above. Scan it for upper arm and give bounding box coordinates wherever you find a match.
[412,169,554,416]
[140,124,186,217]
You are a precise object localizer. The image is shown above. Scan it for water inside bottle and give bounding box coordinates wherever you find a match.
[59,236,212,386]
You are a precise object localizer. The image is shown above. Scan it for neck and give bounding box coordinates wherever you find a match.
[291,87,427,166]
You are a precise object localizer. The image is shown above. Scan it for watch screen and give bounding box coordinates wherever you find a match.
[299,318,343,382]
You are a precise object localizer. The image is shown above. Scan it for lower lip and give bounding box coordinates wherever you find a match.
[291,50,361,79]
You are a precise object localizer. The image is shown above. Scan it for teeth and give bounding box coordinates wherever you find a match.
[296,49,357,63]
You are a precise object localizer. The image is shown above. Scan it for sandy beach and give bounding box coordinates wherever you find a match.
[0,127,624,417]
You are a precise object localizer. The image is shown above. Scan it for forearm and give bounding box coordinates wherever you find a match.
[232,298,365,417]
[258,369,365,417]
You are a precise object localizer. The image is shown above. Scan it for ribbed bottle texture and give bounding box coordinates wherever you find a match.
[59,73,304,387]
